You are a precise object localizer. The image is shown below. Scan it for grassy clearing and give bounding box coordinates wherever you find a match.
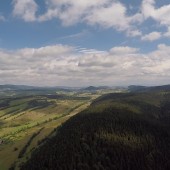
[0,92,96,170]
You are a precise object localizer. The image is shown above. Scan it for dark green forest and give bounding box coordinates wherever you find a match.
[21,91,170,170]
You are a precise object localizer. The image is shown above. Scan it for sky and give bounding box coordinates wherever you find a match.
[0,0,170,87]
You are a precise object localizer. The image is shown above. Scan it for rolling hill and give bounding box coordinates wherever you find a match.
[129,85,170,92]
[21,89,170,170]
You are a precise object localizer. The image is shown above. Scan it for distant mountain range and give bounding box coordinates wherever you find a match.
[82,86,110,91]
[128,85,170,92]
[0,85,38,91]
[0,84,79,91]
[0,85,76,97]
[1,84,170,93]
[0,84,123,92]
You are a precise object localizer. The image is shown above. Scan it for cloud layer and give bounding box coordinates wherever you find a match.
[141,32,162,41]
[11,0,170,40]
[1,1,169,86]
[12,0,142,36]
[0,44,170,86]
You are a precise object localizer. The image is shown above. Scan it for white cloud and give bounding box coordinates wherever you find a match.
[142,0,170,27]
[143,44,170,76]
[164,27,170,37]
[12,0,142,37]
[1,44,170,86]
[141,0,170,38]
[84,2,142,35]
[85,3,128,30]
[17,44,74,58]
[141,31,162,41]
[110,46,139,54]
[13,0,38,22]
[11,0,170,39]
[44,0,111,23]
[126,29,142,37]
[78,48,106,54]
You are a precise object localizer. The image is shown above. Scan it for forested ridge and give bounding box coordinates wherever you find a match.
[21,92,170,170]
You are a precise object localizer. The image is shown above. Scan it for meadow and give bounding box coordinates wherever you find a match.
[0,89,101,169]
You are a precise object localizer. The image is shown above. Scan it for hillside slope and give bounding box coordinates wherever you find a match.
[129,85,170,93]
[21,92,170,170]
[0,91,95,169]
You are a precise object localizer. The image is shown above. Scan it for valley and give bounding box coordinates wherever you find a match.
[0,85,170,170]
[21,86,170,170]
[0,87,106,169]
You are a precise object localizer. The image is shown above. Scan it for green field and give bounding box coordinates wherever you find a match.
[2,86,170,170]
[0,91,102,170]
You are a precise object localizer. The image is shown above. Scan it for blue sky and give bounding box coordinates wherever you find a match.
[0,0,170,86]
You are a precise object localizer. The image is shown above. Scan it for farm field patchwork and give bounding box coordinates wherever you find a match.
[0,91,100,169]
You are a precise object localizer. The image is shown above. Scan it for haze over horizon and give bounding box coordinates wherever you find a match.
[0,0,170,86]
